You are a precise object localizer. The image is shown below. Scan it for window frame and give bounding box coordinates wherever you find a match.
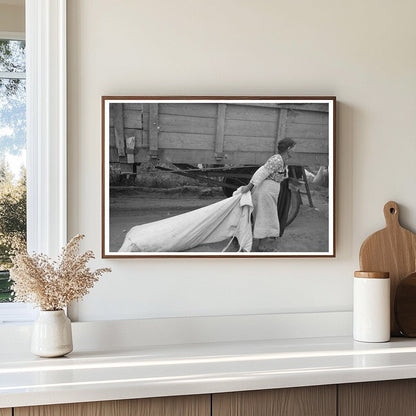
[0,0,67,323]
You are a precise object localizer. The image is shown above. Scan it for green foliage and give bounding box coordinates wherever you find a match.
[0,160,26,270]
[0,270,13,302]
[0,39,26,156]
[0,39,25,80]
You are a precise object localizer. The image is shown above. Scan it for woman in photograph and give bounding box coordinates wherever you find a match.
[240,138,296,251]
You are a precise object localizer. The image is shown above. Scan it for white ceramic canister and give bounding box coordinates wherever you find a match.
[353,271,390,343]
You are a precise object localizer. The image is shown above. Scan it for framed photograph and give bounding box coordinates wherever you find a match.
[102,96,335,258]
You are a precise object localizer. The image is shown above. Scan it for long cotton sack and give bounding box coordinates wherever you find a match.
[118,191,253,253]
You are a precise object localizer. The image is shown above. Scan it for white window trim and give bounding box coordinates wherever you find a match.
[26,0,67,257]
[0,0,67,324]
[0,72,25,79]
[0,31,25,40]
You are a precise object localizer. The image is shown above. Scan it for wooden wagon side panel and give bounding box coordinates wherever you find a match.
[109,101,331,169]
[222,104,329,167]
[109,103,146,178]
[285,108,329,167]
[222,104,278,165]
[113,104,148,165]
[153,103,219,164]
[109,103,123,163]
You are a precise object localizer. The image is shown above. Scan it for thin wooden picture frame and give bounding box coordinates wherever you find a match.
[102,96,336,258]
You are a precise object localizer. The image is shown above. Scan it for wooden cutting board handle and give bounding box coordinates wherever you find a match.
[384,201,400,229]
[359,201,416,336]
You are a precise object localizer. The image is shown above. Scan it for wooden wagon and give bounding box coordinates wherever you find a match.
[107,100,331,223]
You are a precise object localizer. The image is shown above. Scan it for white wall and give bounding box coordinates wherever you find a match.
[67,0,416,322]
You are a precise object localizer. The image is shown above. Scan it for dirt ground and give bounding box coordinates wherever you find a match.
[109,186,329,253]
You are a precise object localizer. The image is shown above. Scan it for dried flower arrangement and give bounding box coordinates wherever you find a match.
[10,234,111,311]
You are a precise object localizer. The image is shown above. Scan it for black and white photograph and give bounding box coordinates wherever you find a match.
[102,97,335,257]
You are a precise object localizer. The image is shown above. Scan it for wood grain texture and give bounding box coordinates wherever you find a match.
[286,122,328,140]
[123,102,144,111]
[226,104,277,122]
[339,380,416,416]
[123,108,143,129]
[359,201,416,335]
[212,386,336,416]
[248,103,330,112]
[15,395,210,416]
[0,409,12,416]
[125,136,135,164]
[224,135,275,153]
[160,103,218,118]
[158,132,215,150]
[288,152,328,167]
[284,137,328,153]
[394,272,416,336]
[112,103,125,157]
[225,118,276,138]
[157,134,327,154]
[275,109,288,151]
[148,104,159,156]
[287,109,328,125]
[354,271,389,278]
[215,104,227,158]
[113,101,330,166]
[159,114,217,134]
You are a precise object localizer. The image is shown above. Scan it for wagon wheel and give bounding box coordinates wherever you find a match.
[286,190,301,226]
[284,166,303,227]
[277,178,301,234]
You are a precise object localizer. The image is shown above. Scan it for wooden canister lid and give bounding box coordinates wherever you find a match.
[354,271,390,279]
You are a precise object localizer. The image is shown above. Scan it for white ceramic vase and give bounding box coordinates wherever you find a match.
[31,310,73,357]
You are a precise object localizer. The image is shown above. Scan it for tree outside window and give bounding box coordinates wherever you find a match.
[0,38,26,302]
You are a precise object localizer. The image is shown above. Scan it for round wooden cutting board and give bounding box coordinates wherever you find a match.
[359,201,416,336]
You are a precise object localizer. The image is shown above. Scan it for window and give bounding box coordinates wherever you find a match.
[0,0,67,324]
[0,35,27,307]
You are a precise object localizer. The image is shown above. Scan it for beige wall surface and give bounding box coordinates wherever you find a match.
[67,0,416,322]
[0,4,24,34]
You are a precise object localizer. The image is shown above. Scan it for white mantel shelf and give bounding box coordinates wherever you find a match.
[2,335,416,409]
